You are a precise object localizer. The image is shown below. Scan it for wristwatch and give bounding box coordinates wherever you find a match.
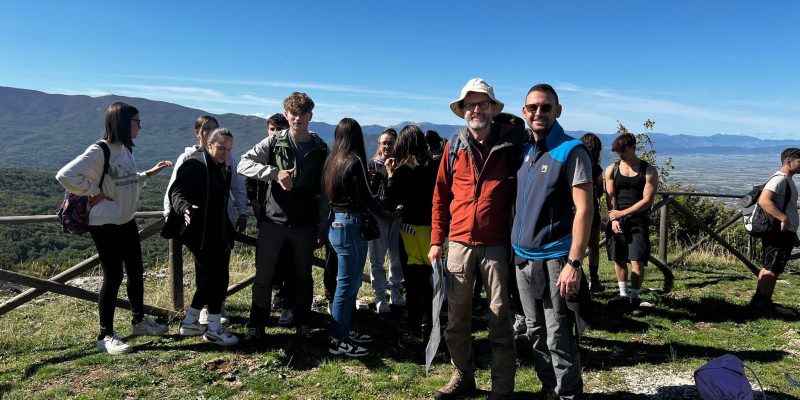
[566,258,582,269]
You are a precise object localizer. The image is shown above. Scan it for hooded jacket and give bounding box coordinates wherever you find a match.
[430,122,526,246]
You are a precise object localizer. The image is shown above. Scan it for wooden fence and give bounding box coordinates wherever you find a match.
[0,191,797,318]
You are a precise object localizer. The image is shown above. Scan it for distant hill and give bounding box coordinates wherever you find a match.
[1,86,797,172]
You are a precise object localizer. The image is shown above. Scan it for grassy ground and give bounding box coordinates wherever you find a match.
[1,244,799,399]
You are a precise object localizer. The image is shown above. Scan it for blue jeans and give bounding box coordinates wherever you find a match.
[329,212,368,340]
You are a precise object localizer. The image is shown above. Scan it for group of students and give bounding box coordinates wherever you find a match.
[56,79,799,400]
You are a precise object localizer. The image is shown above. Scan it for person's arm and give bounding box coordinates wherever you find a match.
[237,136,280,182]
[609,164,658,219]
[227,152,249,231]
[56,143,105,197]
[758,178,791,231]
[429,142,454,264]
[169,160,202,225]
[557,181,594,297]
[350,159,393,218]
[604,163,622,234]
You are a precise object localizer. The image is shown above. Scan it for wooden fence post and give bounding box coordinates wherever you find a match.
[168,239,184,311]
[659,195,669,263]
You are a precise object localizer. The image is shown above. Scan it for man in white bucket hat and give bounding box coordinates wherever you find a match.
[430,78,527,400]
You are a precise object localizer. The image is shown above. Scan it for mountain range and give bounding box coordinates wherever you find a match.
[0,86,797,172]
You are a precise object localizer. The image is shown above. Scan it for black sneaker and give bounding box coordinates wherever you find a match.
[244,327,265,342]
[629,298,644,316]
[589,278,605,292]
[349,330,373,343]
[329,338,368,357]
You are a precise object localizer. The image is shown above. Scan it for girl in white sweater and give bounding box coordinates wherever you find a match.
[57,102,173,354]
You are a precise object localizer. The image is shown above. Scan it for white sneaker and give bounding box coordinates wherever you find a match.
[97,333,132,354]
[203,326,239,346]
[356,299,369,311]
[375,299,391,314]
[132,317,168,336]
[179,321,207,336]
[390,288,406,306]
[327,301,333,315]
[278,308,294,327]
[199,305,230,326]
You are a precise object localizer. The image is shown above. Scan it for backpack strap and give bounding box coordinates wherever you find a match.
[446,130,463,176]
[95,141,110,191]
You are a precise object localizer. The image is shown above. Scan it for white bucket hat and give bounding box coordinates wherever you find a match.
[449,78,504,118]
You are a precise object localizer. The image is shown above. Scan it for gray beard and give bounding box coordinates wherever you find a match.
[468,119,489,131]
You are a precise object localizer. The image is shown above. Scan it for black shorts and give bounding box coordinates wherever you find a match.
[761,231,796,275]
[606,220,650,263]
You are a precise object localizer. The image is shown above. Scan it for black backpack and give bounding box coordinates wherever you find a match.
[740,173,791,237]
[57,141,110,234]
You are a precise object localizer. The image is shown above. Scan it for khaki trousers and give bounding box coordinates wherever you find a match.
[444,241,516,394]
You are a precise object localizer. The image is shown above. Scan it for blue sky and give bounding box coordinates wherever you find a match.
[1,1,798,138]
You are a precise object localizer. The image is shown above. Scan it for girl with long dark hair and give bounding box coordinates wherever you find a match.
[385,125,438,339]
[323,118,395,357]
[57,102,173,354]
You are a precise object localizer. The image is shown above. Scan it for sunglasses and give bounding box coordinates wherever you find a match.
[524,104,555,114]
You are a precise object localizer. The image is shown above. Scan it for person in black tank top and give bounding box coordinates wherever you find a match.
[604,133,658,315]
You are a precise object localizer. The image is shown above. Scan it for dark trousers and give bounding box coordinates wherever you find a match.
[403,263,433,334]
[272,244,295,308]
[324,242,338,302]
[186,242,231,315]
[89,219,144,338]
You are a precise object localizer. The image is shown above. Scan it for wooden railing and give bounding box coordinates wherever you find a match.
[1,191,797,318]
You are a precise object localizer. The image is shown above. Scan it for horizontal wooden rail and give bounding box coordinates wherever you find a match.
[0,211,164,225]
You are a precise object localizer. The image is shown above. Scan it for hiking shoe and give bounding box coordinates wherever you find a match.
[244,327,265,342]
[590,278,605,292]
[97,333,132,354]
[179,321,207,336]
[132,317,168,336]
[434,368,476,399]
[390,287,406,306]
[199,305,230,326]
[513,314,527,335]
[329,337,368,357]
[278,308,294,327]
[203,326,239,346]
[349,330,373,343]
[296,325,313,338]
[375,299,391,314]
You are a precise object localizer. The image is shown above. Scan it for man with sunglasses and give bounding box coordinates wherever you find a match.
[430,78,526,400]
[512,84,594,399]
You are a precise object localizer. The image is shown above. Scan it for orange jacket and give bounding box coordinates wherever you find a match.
[431,123,526,246]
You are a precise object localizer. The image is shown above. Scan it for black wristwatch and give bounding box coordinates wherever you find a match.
[566,258,582,269]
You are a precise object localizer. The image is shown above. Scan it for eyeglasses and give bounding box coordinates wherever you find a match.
[131,118,141,128]
[462,101,492,111]
[524,104,555,114]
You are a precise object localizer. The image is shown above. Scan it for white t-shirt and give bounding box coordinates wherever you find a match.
[763,171,799,232]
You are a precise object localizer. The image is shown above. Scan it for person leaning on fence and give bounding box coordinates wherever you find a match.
[323,117,398,357]
[366,127,405,313]
[237,92,329,341]
[384,124,438,341]
[162,115,249,327]
[165,128,239,346]
[748,147,800,316]
[511,84,594,400]
[429,78,526,400]
[579,132,606,292]
[604,132,658,316]
[56,102,173,354]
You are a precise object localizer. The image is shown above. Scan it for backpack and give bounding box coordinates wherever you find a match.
[445,113,527,176]
[57,141,110,234]
[694,354,765,400]
[740,173,791,237]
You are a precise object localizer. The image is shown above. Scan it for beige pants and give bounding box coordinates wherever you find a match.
[444,241,516,394]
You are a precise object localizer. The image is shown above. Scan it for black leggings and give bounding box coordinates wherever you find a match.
[89,219,144,338]
[403,263,433,334]
[186,243,231,315]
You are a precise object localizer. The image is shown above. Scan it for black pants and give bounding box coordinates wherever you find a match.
[89,219,144,338]
[186,242,231,315]
[403,263,433,334]
[324,242,338,302]
[272,244,295,308]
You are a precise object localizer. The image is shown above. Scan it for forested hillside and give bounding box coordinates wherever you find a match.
[0,168,169,273]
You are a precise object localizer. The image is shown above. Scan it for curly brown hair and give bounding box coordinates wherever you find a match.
[283,92,315,114]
